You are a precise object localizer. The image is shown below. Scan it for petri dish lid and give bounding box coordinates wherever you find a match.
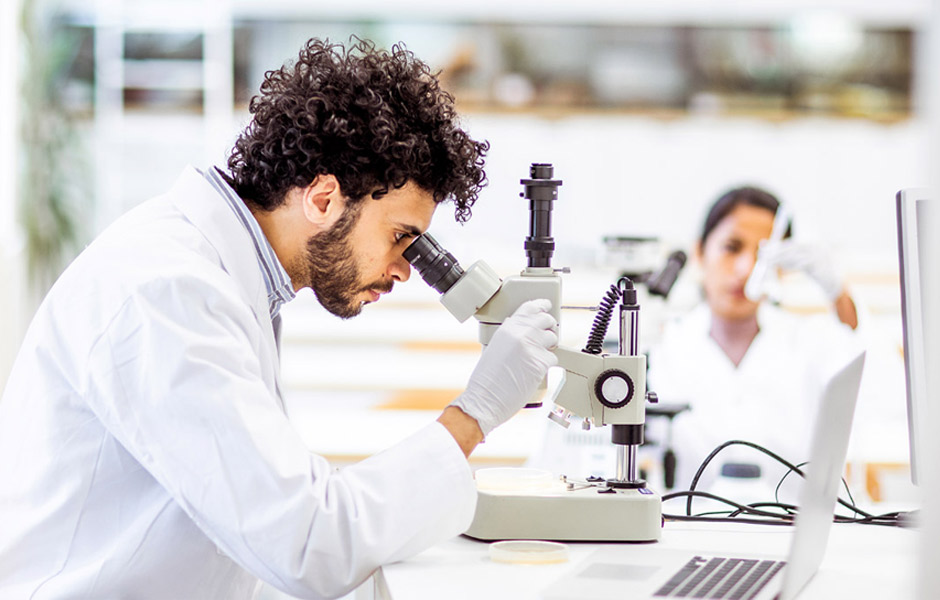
[474,467,553,492]
[489,540,569,564]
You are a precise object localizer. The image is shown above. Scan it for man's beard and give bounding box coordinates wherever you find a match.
[305,206,393,319]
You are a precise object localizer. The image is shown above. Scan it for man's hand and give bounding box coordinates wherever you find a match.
[447,299,558,443]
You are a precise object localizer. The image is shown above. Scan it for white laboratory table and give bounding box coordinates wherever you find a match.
[366,519,917,600]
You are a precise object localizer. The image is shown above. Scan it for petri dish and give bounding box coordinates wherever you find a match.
[474,467,554,492]
[489,540,569,564]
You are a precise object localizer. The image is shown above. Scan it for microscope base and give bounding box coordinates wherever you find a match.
[463,482,662,542]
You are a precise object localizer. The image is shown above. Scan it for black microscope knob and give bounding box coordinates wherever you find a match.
[594,369,634,409]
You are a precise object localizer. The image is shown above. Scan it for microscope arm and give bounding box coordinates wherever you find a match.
[548,348,648,429]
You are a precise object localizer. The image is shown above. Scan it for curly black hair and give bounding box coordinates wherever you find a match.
[226,37,489,223]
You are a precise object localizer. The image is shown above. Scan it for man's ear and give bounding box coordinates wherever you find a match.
[693,240,704,265]
[301,174,347,230]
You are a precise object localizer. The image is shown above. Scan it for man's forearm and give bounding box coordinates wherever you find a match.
[437,405,484,458]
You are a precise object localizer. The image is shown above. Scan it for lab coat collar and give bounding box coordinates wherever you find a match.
[169,166,269,315]
[166,166,286,409]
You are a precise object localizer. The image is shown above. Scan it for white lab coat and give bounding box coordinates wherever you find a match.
[647,302,863,497]
[0,167,476,599]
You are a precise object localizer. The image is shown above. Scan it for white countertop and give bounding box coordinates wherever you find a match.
[374,519,918,600]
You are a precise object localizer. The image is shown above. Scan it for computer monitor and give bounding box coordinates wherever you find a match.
[896,188,932,484]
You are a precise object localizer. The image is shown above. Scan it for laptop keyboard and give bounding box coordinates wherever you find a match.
[653,556,786,599]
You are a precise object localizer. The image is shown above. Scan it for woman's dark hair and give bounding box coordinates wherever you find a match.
[226,37,489,223]
[699,186,790,246]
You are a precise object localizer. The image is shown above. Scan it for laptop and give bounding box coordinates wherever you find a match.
[542,351,866,600]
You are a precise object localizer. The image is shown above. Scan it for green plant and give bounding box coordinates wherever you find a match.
[19,0,87,296]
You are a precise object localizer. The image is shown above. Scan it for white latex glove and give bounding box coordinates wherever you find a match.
[753,239,844,301]
[451,299,559,436]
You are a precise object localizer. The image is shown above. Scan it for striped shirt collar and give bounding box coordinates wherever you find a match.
[203,167,296,319]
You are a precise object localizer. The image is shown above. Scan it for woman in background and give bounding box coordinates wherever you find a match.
[647,186,863,500]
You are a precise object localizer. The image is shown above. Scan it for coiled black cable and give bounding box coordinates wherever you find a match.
[582,284,620,354]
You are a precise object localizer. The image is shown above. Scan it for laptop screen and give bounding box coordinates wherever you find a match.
[778,352,865,600]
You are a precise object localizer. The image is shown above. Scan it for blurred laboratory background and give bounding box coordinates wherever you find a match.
[0,0,932,524]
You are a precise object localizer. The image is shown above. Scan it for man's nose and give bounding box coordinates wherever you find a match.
[389,254,411,283]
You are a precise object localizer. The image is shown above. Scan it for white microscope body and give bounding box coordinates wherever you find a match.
[403,163,662,542]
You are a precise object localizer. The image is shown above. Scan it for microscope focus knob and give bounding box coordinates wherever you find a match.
[594,369,634,409]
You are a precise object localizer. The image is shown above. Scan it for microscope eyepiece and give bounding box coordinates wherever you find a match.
[647,250,688,299]
[403,233,465,295]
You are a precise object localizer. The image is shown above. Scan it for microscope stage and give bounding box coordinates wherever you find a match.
[463,479,662,542]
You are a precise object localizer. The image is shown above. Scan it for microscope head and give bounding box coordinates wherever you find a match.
[403,162,565,328]
[403,232,504,324]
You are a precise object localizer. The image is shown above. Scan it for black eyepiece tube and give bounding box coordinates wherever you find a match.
[402,233,465,295]
[519,163,562,269]
[647,250,688,298]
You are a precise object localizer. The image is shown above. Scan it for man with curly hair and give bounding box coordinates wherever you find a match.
[0,38,558,599]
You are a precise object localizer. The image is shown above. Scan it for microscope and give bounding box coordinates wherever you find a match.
[603,237,693,491]
[403,163,662,542]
